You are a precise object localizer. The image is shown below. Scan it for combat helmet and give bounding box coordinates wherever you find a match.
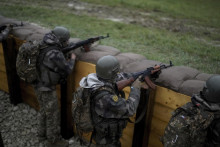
[52,26,70,46]
[96,55,119,82]
[202,75,220,103]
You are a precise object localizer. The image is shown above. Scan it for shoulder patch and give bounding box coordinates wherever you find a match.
[112,95,119,102]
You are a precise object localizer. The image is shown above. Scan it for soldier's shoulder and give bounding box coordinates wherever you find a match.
[44,48,63,59]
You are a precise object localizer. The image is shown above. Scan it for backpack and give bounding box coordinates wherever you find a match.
[72,86,115,134]
[16,40,47,83]
[72,87,94,133]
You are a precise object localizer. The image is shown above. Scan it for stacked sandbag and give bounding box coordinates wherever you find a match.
[156,66,213,95]
[78,45,121,64]
[0,15,214,97]
[0,15,49,41]
[179,73,213,96]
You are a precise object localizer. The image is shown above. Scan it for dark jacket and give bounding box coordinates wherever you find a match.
[36,33,75,91]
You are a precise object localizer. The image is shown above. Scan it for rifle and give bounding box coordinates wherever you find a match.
[0,22,23,41]
[62,33,110,54]
[117,61,173,91]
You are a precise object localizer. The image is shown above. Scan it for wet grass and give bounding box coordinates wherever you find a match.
[82,0,220,28]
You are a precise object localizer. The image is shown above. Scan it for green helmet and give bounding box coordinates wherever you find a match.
[203,75,220,103]
[96,55,119,81]
[52,26,70,45]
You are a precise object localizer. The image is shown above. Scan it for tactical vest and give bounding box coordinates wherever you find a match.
[37,45,64,87]
[91,86,127,143]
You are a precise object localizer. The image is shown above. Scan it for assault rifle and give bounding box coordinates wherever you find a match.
[0,22,23,41]
[62,33,110,54]
[117,61,173,90]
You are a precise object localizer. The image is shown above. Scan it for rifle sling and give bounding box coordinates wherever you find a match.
[128,90,149,124]
[128,103,148,124]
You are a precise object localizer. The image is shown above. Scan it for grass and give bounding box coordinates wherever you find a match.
[0,1,219,74]
[82,0,220,28]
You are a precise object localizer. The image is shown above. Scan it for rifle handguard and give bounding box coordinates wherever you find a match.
[62,34,110,54]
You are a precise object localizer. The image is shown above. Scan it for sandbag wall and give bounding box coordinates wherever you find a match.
[0,15,214,147]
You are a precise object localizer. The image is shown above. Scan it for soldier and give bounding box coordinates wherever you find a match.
[34,26,76,147]
[79,55,142,147]
[161,75,220,147]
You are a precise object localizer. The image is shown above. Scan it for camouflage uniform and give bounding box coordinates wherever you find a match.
[161,94,216,147]
[79,73,140,147]
[34,33,75,143]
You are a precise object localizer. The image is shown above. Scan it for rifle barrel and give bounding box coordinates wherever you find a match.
[62,34,110,54]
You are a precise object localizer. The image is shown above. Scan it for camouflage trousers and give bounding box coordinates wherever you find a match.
[34,89,61,143]
[94,125,122,147]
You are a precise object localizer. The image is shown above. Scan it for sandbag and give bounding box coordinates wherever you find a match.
[156,66,200,91]
[195,73,213,81]
[78,50,119,64]
[115,53,146,71]
[91,45,120,54]
[179,80,205,96]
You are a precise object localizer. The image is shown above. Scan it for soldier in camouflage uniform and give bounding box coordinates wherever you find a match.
[162,75,220,147]
[34,26,76,147]
[79,55,141,147]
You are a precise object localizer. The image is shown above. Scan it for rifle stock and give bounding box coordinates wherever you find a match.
[117,77,135,91]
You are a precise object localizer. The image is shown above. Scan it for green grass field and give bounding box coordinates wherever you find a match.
[83,0,220,27]
[0,0,219,74]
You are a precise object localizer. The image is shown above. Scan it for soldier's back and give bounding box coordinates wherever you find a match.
[162,102,214,147]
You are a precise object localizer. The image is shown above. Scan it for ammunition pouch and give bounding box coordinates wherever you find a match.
[95,120,127,138]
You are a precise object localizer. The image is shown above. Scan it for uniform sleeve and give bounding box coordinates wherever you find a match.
[48,50,75,75]
[94,87,140,119]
